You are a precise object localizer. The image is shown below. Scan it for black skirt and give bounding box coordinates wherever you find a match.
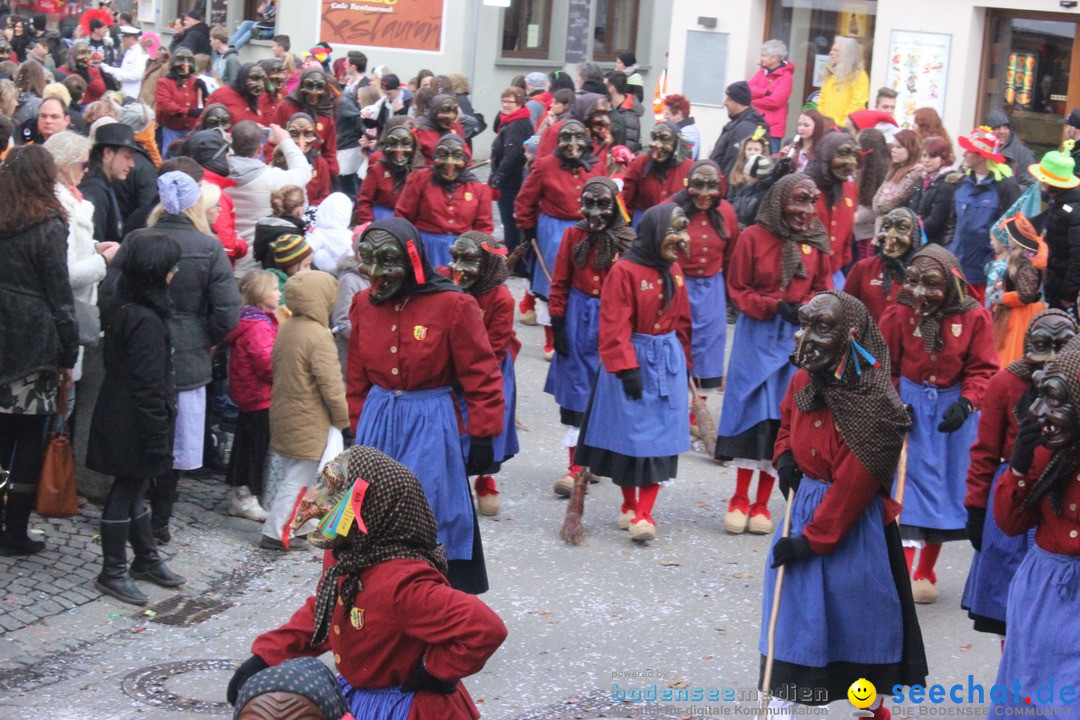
[446,508,489,595]
[715,419,780,463]
[225,409,270,496]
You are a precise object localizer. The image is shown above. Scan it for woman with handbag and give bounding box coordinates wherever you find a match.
[87,231,187,606]
[0,146,79,556]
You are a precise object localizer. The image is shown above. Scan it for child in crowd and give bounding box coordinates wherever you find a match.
[537,87,574,135]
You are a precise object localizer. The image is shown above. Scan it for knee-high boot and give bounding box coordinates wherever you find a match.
[95,519,148,606]
[129,509,186,587]
[148,470,178,544]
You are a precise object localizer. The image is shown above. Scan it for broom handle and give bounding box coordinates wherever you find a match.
[894,435,909,525]
[760,486,796,716]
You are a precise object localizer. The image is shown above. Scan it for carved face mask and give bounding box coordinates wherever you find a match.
[287,117,317,154]
[172,48,194,77]
[904,255,947,318]
[301,72,328,108]
[1030,367,1077,450]
[448,234,482,290]
[382,127,415,169]
[650,124,677,163]
[74,45,93,68]
[1025,315,1077,368]
[580,183,616,233]
[877,208,916,260]
[358,230,407,303]
[263,60,284,92]
[588,99,611,142]
[557,120,589,160]
[434,97,459,131]
[794,293,846,374]
[245,66,267,97]
[433,140,466,182]
[202,105,232,131]
[659,206,690,262]
[830,139,859,182]
[687,164,722,211]
[783,179,821,234]
[236,692,325,720]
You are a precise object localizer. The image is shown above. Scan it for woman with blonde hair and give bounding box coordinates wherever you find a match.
[0,78,18,118]
[817,37,869,126]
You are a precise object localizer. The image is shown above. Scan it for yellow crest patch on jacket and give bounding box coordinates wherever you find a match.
[951,323,962,338]
[464,192,473,202]
[414,325,428,341]
[350,607,364,630]
[675,274,684,287]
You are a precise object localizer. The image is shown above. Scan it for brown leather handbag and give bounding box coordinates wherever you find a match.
[36,377,79,519]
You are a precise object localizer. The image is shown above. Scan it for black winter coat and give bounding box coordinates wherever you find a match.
[0,214,78,387]
[1038,186,1080,310]
[709,106,768,179]
[87,286,176,479]
[79,166,124,245]
[172,22,212,57]
[489,115,533,191]
[104,214,240,390]
[907,171,957,246]
[115,151,158,221]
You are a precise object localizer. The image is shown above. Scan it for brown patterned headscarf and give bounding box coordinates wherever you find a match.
[458,231,510,297]
[1022,346,1080,515]
[305,446,448,647]
[794,291,911,490]
[753,172,830,291]
[572,176,636,269]
[896,244,980,353]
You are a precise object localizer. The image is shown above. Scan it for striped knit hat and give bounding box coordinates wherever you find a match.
[272,234,312,270]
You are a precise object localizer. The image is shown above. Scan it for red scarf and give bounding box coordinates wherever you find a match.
[499,106,531,127]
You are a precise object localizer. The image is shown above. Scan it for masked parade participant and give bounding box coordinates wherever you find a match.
[59,41,113,105]
[844,206,922,321]
[197,103,234,134]
[394,134,493,269]
[271,68,339,177]
[806,131,859,290]
[963,309,1076,638]
[761,291,926,716]
[622,121,693,228]
[545,177,635,497]
[716,174,832,535]
[992,343,1080,714]
[987,214,1047,368]
[412,93,469,166]
[205,63,270,126]
[574,203,692,543]
[879,244,998,603]
[345,219,503,594]
[447,232,519,516]
[152,47,201,154]
[515,119,604,359]
[356,117,417,226]
[276,112,330,206]
[258,57,287,118]
[537,93,612,166]
[226,446,507,720]
[668,159,738,428]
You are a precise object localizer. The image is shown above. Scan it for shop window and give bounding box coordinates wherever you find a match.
[767,0,877,140]
[593,0,639,63]
[501,0,553,60]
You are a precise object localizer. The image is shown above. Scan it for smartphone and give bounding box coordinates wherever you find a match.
[260,127,271,143]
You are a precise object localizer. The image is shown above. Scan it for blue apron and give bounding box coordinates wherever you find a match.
[583,331,689,458]
[459,352,519,465]
[631,209,644,230]
[372,205,395,221]
[831,268,846,292]
[759,477,903,667]
[531,213,576,299]
[686,273,727,382]
[994,546,1080,712]
[543,287,600,414]
[420,231,457,270]
[962,462,1035,626]
[338,678,414,720]
[161,126,185,159]
[717,314,798,439]
[354,385,473,561]
[897,378,977,531]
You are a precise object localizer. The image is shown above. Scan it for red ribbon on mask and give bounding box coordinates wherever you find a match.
[405,239,426,284]
[350,478,370,535]
[481,241,508,256]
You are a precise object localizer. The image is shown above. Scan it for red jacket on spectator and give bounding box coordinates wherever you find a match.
[748,61,795,140]
[227,306,278,412]
[202,168,248,264]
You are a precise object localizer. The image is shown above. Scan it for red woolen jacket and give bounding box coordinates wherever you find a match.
[226,306,277,412]
[355,152,404,225]
[815,182,859,274]
[548,226,618,318]
[598,260,692,374]
[394,169,494,235]
[474,285,520,365]
[271,98,340,177]
[413,125,470,167]
[996,446,1080,556]
[513,154,603,229]
[726,224,832,320]
[202,85,267,127]
[622,154,693,214]
[677,201,738,278]
[965,369,1027,509]
[154,76,201,132]
[843,255,902,322]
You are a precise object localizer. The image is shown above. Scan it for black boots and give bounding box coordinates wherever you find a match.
[129,510,186,587]
[148,471,178,544]
[95,519,148,606]
[0,481,45,556]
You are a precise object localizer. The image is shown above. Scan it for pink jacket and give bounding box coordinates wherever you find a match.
[227,306,278,412]
[748,61,795,140]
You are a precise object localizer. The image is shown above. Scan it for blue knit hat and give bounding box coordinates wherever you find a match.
[157,171,201,214]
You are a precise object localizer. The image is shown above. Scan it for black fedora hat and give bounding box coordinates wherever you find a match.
[92,122,143,154]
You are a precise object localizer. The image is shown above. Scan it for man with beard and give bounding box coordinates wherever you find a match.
[622,121,693,228]
[845,206,922,321]
[355,117,416,225]
[880,244,998,604]
[270,68,338,177]
[394,134,493,268]
[545,177,635,497]
[412,92,468,166]
[806,131,860,290]
[154,47,200,156]
[204,63,270,127]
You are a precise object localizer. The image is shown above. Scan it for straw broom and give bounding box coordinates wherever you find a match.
[689,374,717,457]
[559,467,588,545]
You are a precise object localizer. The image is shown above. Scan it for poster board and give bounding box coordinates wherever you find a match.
[320,0,446,53]
[564,0,590,63]
[682,30,728,108]
[884,30,952,129]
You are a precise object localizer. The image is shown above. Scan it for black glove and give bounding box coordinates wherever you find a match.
[522,226,537,246]
[1010,416,1043,476]
[401,659,459,694]
[466,436,494,475]
[187,107,202,118]
[551,316,569,357]
[776,450,802,498]
[227,654,269,705]
[618,368,643,401]
[771,535,813,568]
[937,398,973,433]
[776,301,802,325]
[966,506,987,553]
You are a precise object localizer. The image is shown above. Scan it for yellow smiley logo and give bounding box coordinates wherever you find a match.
[848,678,877,709]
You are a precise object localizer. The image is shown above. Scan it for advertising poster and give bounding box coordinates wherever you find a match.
[885,30,951,129]
[320,0,446,53]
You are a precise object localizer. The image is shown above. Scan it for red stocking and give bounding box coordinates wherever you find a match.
[734,468,752,501]
[543,325,554,350]
[914,542,942,584]
[474,475,498,497]
[755,472,775,505]
[567,447,579,474]
[519,291,535,314]
[620,486,637,514]
[904,546,916,574]
[635,483,660,524]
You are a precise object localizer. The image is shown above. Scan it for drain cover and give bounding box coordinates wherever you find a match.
[121,658,235,714]
[145,594,234,627]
